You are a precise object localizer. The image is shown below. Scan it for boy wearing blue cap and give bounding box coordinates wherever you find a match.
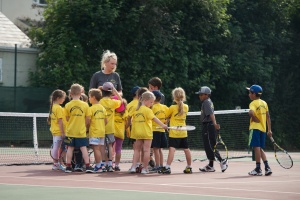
[246,85,273,176]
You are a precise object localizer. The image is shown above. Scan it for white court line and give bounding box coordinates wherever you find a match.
[0,175,300,196]
[0,183,268,200]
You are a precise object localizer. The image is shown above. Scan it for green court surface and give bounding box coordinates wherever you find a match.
[0,184,251,200]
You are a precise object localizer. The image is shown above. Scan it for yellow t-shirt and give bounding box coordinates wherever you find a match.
[100,97,121,134]
[50,104,65,136]
[114,110,128,140]
[131,105,155,139]
[127,99,139,117]
[152,103,169,132]
[166,104,189,138]
[249,99,269,132]
[89,104,106,138]
[64,100,91,138]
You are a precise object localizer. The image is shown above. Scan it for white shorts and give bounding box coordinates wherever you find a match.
[89,137,105,145]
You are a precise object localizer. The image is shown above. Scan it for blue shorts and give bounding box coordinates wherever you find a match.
[249,129,266,148]
[64,137,88,148]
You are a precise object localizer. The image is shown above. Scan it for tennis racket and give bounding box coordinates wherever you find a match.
[49,141,67,165]
[156,125,196,131]
[214,130,228,163]
[270,137,293,169]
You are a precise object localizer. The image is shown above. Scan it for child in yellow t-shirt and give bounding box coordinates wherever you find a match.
[129,91,168,174]
[87,88,107,173]
[158,87,192,174]
[48,89,66,170]
[64,83,93,173]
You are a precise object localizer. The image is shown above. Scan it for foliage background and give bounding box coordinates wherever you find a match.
[28,0,300,149]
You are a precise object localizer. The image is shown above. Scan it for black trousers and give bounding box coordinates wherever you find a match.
[202,122,217,161]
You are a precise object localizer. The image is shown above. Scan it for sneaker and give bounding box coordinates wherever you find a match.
[141,168,149,174]
[199,165,215,172]
[129,167,136,173]
[148,159,155,168]
[220,159,228,172]
[59,164,66,171]
[93,165,103,173]
[149,167,160,172]
[74,164,83,172]
[101,165,108,172]
[114,166,121,171]
[136,164,143,173]
[107,165,114,172]
[65,166,73,173]
[52,164,59,170]
[158,167,171,174]
[248,168,262,176]
[85,166,94,173]
[183,167,192,174]
[265,168,272,176]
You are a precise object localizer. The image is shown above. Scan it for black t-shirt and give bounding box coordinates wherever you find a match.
[89,71,122,91]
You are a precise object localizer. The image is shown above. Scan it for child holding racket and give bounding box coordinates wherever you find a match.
[150,90,169,172]
[158,87,192,174]
[197,86,228,173]
[99,82,122,172]
[129,91,168,174]
[64,83,93,173]
[246,85,272,176]
[87,88,107,173]
[48,89,66,170]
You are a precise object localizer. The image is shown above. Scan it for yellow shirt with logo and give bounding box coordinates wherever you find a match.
[50,104,66,136]
[152,103,169,132]
[131,105,155,139]
[64,100,91,138]
[249,99,269,132]
[100,97,121,134]
[114,110,128,140]
[89,104,106,138]
[166,104,189,138]
[127,99,139,117]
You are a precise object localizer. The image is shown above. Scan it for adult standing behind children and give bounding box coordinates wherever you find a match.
[246,85,272,176]
[64,83,93,173]
[89,50,123,95]
[197,86,228,173]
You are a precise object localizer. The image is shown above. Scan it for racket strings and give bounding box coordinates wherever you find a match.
[276,150,293,169]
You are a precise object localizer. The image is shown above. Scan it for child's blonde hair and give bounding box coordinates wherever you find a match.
[172,87,186,116]
[88,89,102,101]
[70,83,83,96]
[136,91,156,111]
[101,50,117,71]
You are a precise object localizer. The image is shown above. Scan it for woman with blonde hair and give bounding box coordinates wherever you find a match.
[89,50,123,95]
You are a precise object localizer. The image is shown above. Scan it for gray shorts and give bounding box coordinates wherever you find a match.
[105,134,115,144]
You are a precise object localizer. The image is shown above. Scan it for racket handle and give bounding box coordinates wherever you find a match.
[270,136,275,143]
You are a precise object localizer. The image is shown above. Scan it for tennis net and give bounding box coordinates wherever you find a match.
[0,109,251,166]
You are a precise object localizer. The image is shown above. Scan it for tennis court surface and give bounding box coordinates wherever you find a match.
[0,152,299,200]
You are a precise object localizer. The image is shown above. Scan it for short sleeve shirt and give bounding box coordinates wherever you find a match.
[166,104,189,138]
[249,99,268,132]
[89,71,122,91]
[89,104,106,138]
[200,98,214,123]
[131,106,155,139]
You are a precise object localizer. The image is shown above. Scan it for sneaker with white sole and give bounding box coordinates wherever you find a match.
[265,168,272,176]
[65,166,73,173]
[248,168,262,176]
[129,167,136,173]
[52,164,59,170]
[85,166,94,173]
[141,168,149,174]
[199,165,215,172]
[107,165,114,172]
[220,159,228,172]
[183,167,192,174]
[158,167,171,174]
[93,165,103,173]
[74,164,84,172]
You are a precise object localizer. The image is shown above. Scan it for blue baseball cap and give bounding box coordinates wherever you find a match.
[130,86,140,94]
[152,90,162,99]
[195,86,211,94]
[246,85,263,94]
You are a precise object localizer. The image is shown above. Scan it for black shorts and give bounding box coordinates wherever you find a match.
[64,137,88,147]
[168,137,189,149]
[151,131,168,148]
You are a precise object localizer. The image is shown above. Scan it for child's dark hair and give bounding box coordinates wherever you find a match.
[47,89,66,125]
[88,89,102,101]
[148,77,162,89]
[137,87,149,98]
[101,90,113,97]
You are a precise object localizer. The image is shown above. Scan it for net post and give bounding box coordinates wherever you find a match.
[33,113,39,163]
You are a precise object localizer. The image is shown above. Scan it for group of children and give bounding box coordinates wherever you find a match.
[49,77,273,176]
